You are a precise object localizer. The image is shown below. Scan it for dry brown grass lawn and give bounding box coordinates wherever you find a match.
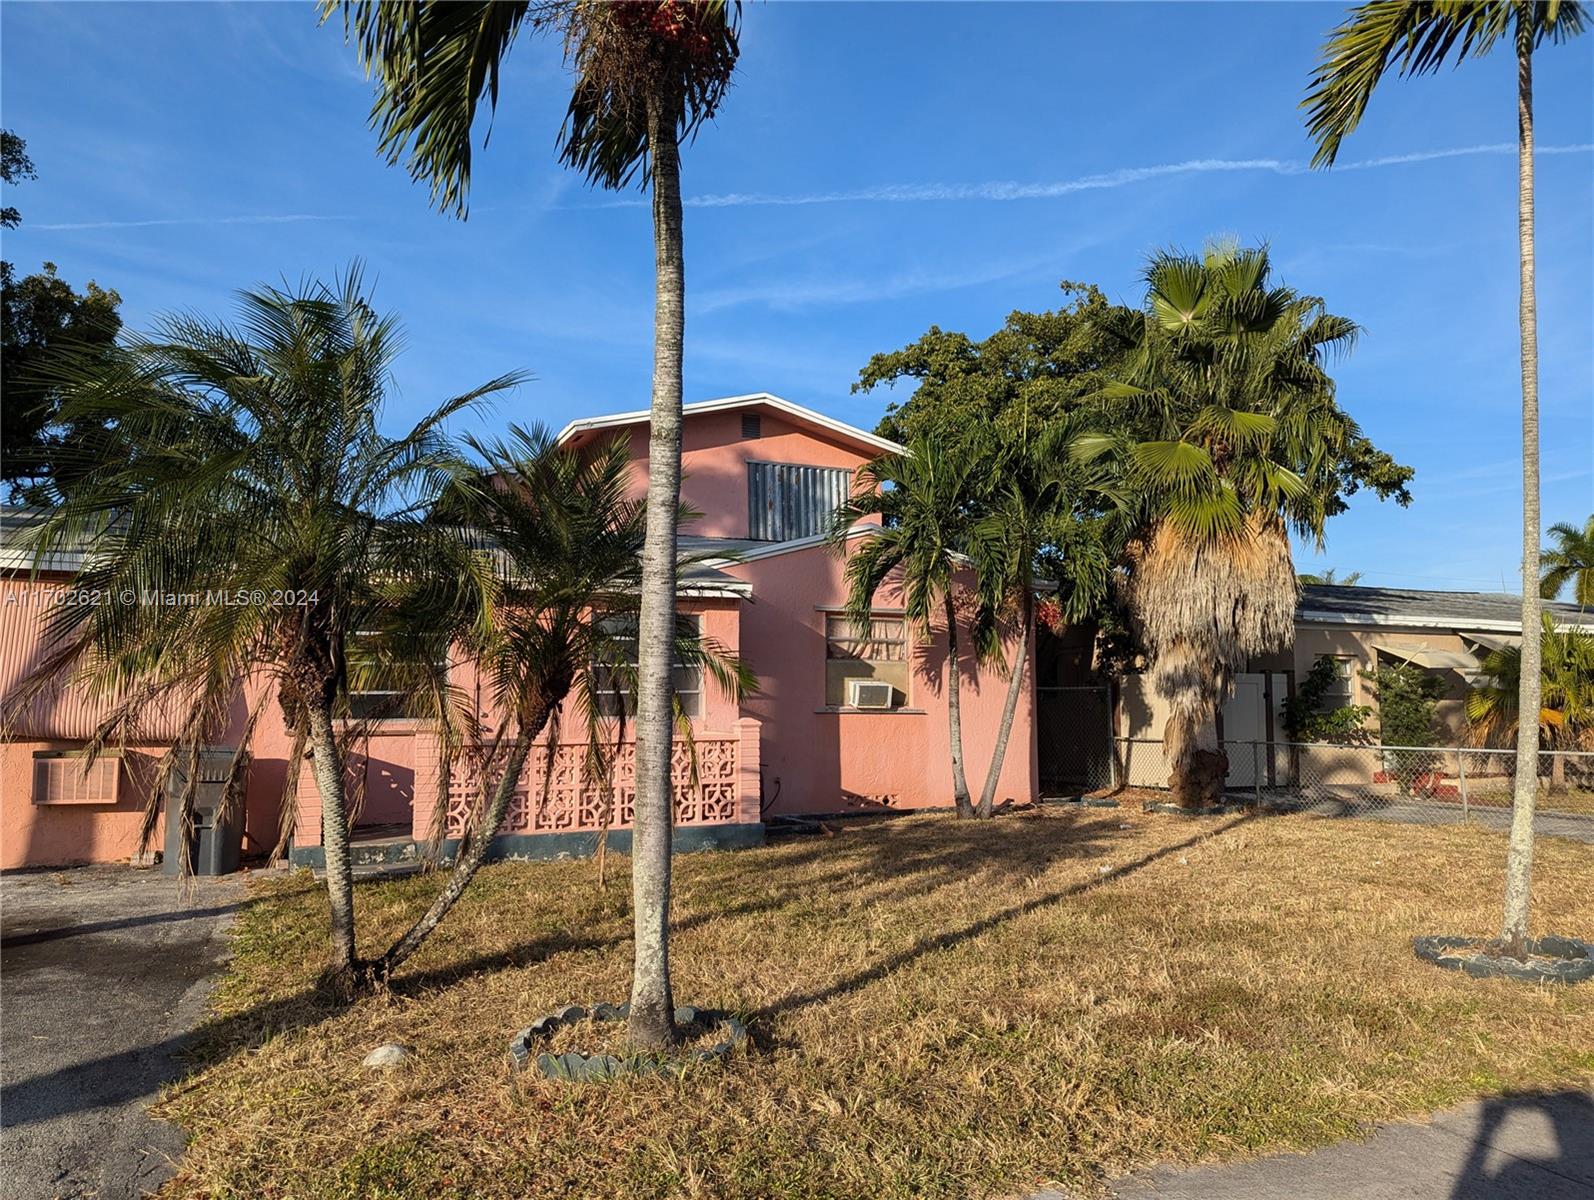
[158,809,1594,1200]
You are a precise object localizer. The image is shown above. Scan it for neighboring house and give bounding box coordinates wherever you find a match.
[1112,584,1594,788]
[0,394,1037,870]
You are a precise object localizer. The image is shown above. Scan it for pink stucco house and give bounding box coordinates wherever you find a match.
[0,394,1039,870]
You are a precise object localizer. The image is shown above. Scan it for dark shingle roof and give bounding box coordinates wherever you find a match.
[1298,584,1593,629]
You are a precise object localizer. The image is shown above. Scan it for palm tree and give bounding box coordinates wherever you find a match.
[6,270,517,988]
[1298,567,1363,586]
[967,428,1103,818]
[1540,516,1594,605]
[1075,243,1400,808]
[1304,0,1587,954]
[330,0,741,1048]
[833,436,988,818]
[376,429,753,979]
[1468,613,1594,756]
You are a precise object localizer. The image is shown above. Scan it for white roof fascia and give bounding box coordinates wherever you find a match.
[1298,610,1593,634]
[555,392,903,457]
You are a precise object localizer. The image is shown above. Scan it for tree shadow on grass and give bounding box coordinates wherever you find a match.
[0,810,1239,1129]
[754,814,1257,1023]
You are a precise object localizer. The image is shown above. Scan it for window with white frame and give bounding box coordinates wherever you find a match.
[595,614,703,718]
[1319,656,1356,708]
[824,613,908,708]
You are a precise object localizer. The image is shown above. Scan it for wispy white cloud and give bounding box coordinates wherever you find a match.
[649,142,1594,210]
[32,213,361,232]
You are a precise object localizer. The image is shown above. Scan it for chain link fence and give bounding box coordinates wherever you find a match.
[1100,737,1594,840]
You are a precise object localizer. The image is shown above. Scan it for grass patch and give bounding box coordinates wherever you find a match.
[158,809,1594,1199]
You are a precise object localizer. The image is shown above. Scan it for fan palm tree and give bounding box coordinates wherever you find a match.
[1075,243,1402,808]
[5,269,518,988]
[1304,0,1587,954]
[329,0,741,1047]
[376,428,753,979]
[1540,516,1594,605]
[832,436,988,818]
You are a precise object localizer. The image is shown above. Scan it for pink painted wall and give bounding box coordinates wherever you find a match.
[2,576,290,868]
[725,542,1038,815]
[574,406,875,539]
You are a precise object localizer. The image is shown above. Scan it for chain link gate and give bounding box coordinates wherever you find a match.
[1036,685,1114,796]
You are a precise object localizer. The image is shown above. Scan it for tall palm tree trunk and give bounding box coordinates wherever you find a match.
[1502,36,1542,956]
[628,86,685,1049]
[305,702,358,977]
[380,712,543,977]
[942,591,974,818]
[977,589,1032,818]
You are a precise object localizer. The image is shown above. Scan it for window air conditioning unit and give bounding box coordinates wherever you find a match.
[847,679,895,710]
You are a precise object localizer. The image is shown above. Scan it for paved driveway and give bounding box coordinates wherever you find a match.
[1,867,247,1200]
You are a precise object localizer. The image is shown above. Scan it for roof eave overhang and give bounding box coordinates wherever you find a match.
[555,392,903,458]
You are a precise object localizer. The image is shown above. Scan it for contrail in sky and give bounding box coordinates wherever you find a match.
[673,142,1593,208]
[27,142,1593,226]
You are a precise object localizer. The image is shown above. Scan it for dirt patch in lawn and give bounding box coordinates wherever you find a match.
[156,809,1594,1199]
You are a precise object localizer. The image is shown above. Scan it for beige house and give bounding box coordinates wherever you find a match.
[1109,585,1594,789]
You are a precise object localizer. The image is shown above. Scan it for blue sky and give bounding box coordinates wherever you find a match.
[3,1,1591,593]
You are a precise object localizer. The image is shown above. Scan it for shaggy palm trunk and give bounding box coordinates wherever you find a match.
[627,88,685,1050]
[943,591,975,818]
[305,702,358,976]
[1134,521,1296,810]
[380,706,546,977]
[977,588,1032,818]
[1501,39,1541,956]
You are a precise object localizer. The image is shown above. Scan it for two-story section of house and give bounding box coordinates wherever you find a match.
[557,393,1039,819]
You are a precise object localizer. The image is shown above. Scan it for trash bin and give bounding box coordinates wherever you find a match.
[162,748,246,876]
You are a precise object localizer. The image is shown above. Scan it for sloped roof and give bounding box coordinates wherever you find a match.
[554,392,903,457]
[1298,584,1594,632]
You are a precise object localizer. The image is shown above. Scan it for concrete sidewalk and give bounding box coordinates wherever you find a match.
[1,867,247,1200]
[1036,1089,1594,1199]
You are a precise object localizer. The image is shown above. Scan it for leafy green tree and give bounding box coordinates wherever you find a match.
[857,283,1125,448]
[1074,242,1411,808]
[1540,516,1594,605]
[331,0,741,1050]
[2,128,35,229]
[2,263,123,492]
[6,269,519,990]
[1,131,126,494]
[376,428,753,979]
[1304,0,1588,955]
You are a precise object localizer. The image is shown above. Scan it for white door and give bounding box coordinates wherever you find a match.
[1223,674,1267,786]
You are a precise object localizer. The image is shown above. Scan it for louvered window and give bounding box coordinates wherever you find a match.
[747,462,850,541]
[33,751,123,805]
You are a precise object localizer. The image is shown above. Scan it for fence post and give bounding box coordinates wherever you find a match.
[1252,742,1262,807]
[1105,690,1117,791]
[1456,751,1469,825]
